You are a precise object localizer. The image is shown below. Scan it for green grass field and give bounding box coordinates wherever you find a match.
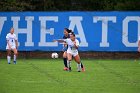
[0,58,140,93]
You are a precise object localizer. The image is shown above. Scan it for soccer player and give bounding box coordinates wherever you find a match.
[62,28,71,70]
[6,28,18,64]
[54,32,85,72]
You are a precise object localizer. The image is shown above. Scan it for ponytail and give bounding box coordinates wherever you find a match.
[64,28,72,33]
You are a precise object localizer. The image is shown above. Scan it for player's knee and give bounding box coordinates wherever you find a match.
[77,61,80,64]
[63,54,67,58]
[7,52,11,56]
[75,59,81,64]
[67,58,72,61]
[14,51,18,56]
[63,52,67,58]
[7,54,11,56]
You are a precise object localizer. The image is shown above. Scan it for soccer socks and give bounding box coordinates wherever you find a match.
[14,55,16,61]
[63,58,67,67]
[67,60,71,71]
[80,62,85,72]
[67,61,83,72]
[77,63,81,72]
[81,62,84,68]
[7,55,17,64]
[13,55,17,64]
[7,56,11,64]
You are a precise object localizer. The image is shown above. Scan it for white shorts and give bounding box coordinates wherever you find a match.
[67,50,78,57]
[6,45,16,50]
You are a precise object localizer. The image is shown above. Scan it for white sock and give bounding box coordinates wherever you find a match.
[7,56,11,63]
[67,60,71,68]
[77,63,81,71]
[14,55,16,61]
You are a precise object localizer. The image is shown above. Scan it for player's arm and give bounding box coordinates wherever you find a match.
[53,39,66,43]
[14,35,18,49]
[138,40,140,47]
[63,42,67,46]
[15,40,18,49]
[7,40,11,49]
[6,35,11,49]
[138,40,140,52]
[73,41,79,49]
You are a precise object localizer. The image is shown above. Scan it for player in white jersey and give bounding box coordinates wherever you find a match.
[6,28,18,64]
[54,32,84,72]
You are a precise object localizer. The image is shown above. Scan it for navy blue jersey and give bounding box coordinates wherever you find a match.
[63,34,70,39]
[63,34,70,51]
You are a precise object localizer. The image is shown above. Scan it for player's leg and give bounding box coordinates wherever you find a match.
[7,49,11,64]
[67,53,72,71]
[81,62,85,72]
[12,48,18,64]
[63,51,68,70]
[74,57,85,72]
[74,54,82,72]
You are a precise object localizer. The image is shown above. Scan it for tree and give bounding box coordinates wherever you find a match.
[0,0,140,11]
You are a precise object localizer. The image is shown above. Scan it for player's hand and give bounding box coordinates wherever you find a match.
[16,46,18,49]
[64,42,67,46]
[73,41,76,45]
[138,47,140,52]
[73,41,78,49]
[53,40,57,42]
[9,45,11,50]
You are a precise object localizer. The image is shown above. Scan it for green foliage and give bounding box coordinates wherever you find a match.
[0,0,140,11]
[0,0,35,11]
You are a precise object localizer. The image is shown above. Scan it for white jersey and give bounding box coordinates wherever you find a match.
[6,33,17,49]
[139,36,140,40]
[65,39,79,56]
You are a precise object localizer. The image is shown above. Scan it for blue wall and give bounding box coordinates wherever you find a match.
[0,12,140,51]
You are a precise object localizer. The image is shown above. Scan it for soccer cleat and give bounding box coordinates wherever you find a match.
[78,70,81,72]
[8,63,11,64]
[82,67,85,72]
[68,67,72,72]
[13,61,16,64]
[63,67,68,71]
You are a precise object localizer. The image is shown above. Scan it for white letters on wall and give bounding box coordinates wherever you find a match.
[93,16,116,47]
[122,16,140,47]
[0,13,139,51]
[0,17,7,35]
[11,16,34,46]
[69,16,88,47]
[39,16,58,47]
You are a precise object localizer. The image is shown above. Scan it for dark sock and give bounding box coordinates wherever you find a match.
[63,58,67,67]
[81,62,84,68]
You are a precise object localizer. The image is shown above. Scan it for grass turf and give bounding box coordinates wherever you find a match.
[0,59,140,93]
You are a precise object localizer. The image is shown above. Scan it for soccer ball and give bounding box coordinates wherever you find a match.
[51,52,58,59]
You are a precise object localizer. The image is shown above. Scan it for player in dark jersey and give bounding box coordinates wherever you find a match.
[63,28,71,70]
